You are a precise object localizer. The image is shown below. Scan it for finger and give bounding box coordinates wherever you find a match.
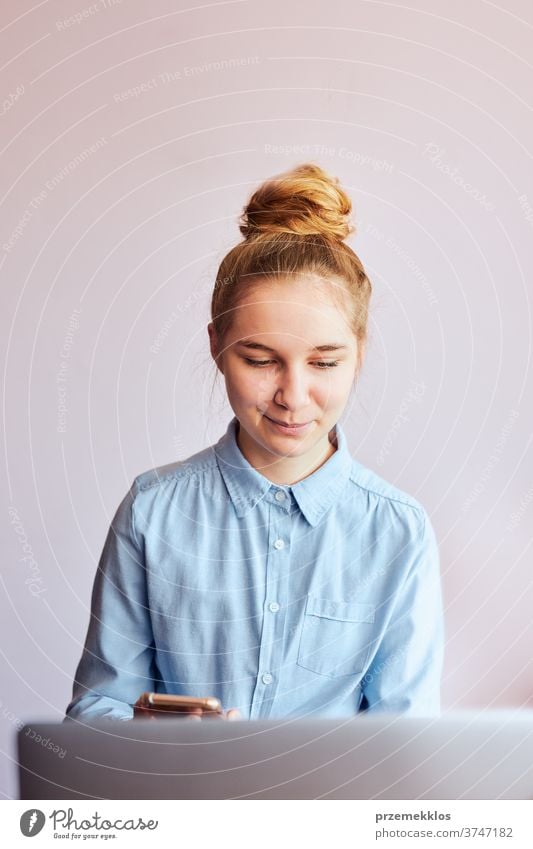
[226,709,242,720]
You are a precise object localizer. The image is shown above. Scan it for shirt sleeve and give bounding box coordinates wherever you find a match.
[361,510,445,717]
[64,484,158,722]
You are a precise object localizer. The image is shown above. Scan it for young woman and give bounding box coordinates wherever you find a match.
[65,162,444,723]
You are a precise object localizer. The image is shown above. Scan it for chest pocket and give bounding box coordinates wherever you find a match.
[296,595,375,678]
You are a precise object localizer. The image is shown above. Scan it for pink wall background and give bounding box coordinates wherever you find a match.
[2,0,533,797]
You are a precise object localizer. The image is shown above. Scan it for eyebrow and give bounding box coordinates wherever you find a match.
[237,341,349,354]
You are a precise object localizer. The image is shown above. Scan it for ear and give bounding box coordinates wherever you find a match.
[208,322,224,375]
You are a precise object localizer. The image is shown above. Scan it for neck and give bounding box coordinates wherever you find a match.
[236,422,338,485]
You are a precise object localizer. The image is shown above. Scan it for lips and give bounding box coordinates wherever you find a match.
[265,416,310,429]
[265,416,312,436]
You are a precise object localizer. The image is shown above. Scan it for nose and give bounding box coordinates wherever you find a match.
[273,364,310,411]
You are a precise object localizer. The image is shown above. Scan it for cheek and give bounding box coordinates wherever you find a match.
[316,374,352,407]
[234,364,273,394]
[226,366,270,404]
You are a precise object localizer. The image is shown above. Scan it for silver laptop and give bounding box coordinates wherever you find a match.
[18,711,533,799]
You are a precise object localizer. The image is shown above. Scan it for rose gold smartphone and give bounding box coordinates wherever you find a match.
[133,692,223,718]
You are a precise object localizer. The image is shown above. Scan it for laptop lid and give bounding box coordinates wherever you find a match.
[17,712,533,800]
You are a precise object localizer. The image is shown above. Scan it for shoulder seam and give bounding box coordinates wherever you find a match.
[133,452,218,494]
[348,470,424,512]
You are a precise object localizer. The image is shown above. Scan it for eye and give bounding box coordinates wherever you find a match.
[243,358,340,369]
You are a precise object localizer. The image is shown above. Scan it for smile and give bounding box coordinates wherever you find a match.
[264,416,312,435]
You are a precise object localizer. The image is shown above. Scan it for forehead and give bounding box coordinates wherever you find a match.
[227,276,354,345]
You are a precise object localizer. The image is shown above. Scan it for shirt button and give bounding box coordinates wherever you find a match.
[275,489,286,502]
[268,602,280,613]
[274,538,285,550]
[262,673,273,685]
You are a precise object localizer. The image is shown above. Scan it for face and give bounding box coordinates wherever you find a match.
[208,275,362,484]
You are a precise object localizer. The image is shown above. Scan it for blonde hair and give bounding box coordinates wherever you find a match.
[210,162,372,372]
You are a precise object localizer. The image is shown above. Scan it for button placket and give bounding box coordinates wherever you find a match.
[250,503,290,719]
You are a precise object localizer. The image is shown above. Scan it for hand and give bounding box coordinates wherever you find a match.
[184,707,242,721]
[134,706,242,721]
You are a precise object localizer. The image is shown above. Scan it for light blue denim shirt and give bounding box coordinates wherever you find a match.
[65,416,444,722]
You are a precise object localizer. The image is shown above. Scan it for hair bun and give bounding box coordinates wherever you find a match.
[239,162,354,241]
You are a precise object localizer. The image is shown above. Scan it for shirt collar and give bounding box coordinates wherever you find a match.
[213,416,353,527]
